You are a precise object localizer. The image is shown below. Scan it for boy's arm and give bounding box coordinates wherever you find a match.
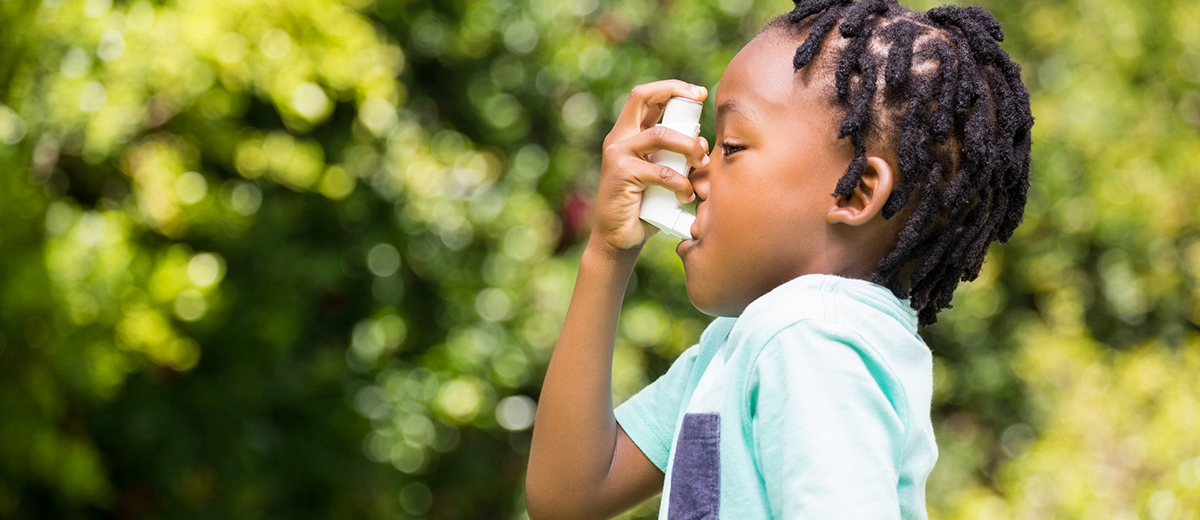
[526,243,662,520]
[526,80,709,520]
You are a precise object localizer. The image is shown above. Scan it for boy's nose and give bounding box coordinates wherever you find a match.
[689,161,710,202]
[689,136,711,201]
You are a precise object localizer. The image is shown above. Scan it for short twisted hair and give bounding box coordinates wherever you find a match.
[768,0,1034,325]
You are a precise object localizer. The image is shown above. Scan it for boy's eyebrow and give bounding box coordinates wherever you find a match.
[716,100,756,124]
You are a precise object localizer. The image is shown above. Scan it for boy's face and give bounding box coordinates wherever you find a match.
[677,29,855,317]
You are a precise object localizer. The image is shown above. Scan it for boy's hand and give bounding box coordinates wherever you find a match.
[592,80,710,256]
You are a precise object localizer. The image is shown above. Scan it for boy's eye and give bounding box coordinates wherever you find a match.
[719,142,744,157]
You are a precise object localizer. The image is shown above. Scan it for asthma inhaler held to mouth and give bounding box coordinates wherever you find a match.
[639,97,702,240]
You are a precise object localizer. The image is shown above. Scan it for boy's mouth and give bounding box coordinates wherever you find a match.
[676,222,699,258]
[677,203,702,257]
[676,237,697,258]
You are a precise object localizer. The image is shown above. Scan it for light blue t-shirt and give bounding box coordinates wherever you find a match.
[614,274,938,519]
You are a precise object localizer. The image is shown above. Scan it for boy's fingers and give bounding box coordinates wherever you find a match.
[626,125,710,169]
[628,161,695,203]
[609,80,707,142]
[639,105,665,131]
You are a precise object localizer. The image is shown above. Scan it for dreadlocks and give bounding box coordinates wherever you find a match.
[768,0,1034,326]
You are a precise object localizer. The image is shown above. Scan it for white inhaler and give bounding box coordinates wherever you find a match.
[639,97,702,240]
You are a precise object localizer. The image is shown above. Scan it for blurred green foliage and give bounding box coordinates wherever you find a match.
[0,0,1197,518]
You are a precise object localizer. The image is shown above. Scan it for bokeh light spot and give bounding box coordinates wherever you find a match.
[495,395,536,431]
[97,30,124,61]
[363,432,391,463]
[1180,457,1200,488]
[78,211,108,245]
[319,165,355,200]
[44,202,73,235]
[0,105,27,145]
[398,482,432,515]
[718,0,753,16]
[483,93,523,129]
[1000,423,1035,458]
[376,315,407,350]
[348,315,407,370]
[292,82,331,122]
[174,289,207,322]
[260,28,291,60]
[358,97,397,135]
[490,56,525,89]
[60,47,91,78]
[475,288,513,322]
[215,33,248,64]
[579,45,613,79]
[437,377,485,423]
[508,144,548,186]
[561,92,597,129]
[568,0,598,16]
[401,414,435,447]
[126,0,154,31]
[976,496,1011,520]
[503,19,538,54]
[1149,490,1176,520]
[410,13,447,56]
[389,443,424,473]
[502,226,538,260]
[83,0,111,18]
[622,304,668,346]
[187,253,224,288]
[175,171,207,205]
[227,182,262,215]
[80,81,107,113]
[367,243,401,277]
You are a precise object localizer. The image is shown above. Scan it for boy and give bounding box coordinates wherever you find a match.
[527,0,1033,519]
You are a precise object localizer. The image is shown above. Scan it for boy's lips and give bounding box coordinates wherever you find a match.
[676,220,700,257]
[676,236,697,257]
[677,207,702,256]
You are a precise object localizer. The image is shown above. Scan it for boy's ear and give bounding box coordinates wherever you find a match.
[826,156,895,227]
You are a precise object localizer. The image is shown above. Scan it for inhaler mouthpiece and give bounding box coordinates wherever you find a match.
[639,97,703,240]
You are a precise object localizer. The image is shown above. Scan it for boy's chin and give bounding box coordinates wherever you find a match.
[684,280,741,318]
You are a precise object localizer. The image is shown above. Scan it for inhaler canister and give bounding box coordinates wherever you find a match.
[639,97,702,240]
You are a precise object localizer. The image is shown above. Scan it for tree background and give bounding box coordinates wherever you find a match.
[1,0,1198,518]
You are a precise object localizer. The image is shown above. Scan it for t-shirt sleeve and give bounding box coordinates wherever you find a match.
[613,344,702,472]
[749,320,910,519]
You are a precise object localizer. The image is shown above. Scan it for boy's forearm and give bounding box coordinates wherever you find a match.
[527,238,640,518]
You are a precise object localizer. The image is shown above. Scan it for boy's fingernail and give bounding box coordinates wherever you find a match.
[700,154,710,167]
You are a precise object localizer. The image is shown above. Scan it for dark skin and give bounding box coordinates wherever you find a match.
[525,28,903,520]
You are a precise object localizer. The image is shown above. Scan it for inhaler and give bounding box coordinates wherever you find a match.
[639,97,702,240]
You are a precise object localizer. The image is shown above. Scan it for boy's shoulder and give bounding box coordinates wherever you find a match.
[717,274,931,400]
[723,274,934,431]
[729,274,920,348]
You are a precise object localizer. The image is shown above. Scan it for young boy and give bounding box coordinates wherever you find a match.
[527,1,1032,519]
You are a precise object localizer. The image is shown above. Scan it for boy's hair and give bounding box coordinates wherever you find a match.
[767,0,1034,326]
